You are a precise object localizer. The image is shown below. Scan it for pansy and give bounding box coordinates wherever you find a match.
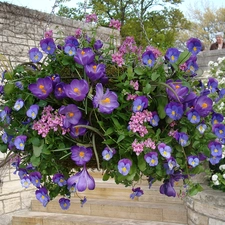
[165,102,183,120]
[149,112,160,127]
[29,171,42,188]
[130,187,144,199]
[29,48,43,63]
[165,48,180,63]
[35,187,50,207]
[144,152,158,166]
[212,123,225,139]
[13,99,24,111]
[14,135,27,151]
[71,146,93,166]
[167,157,178,170]
[118,159,132,176]
[26,104,39,119]
[59,198,71,210]
[158,143,172,159]
[20,176,31,188]
[65,36,79,47]
[211,112,224,125]
[186,38,202,55]
[188,156,199,168]
[52,173,67,187]
[175,132,189,147]
[197,123,207,134]
[40,38,56,54]
[93,83,119,114]
[207,77,218,93]
[64,43,77,56]
[94,40,103,50]
[142,50,156,67]
[160,180,176,197]
[208,141,222,157]
[186,109,200,124]
[102,147,116,161]
[132,96,148,112]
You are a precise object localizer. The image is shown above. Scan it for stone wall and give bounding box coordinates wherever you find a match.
[0,2,120,70]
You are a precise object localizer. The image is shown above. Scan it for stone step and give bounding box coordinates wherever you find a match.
[75,182,184,204]
[31,198,187,224]
[12,211,187,225]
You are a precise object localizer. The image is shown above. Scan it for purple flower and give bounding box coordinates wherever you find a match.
[158,143,172,159]
[160,180,176,197]
[74,47,95,66]
[59,198,71,210]
[186,109,200,124]
[65,36,79,47]
[0,106,11,123]
[165,102,183,120]
[84,63,106,81]
[93,83,119,114]
[67,165,95,192]
[165,48,180,63]
[142,50,156,67]
[15,81,24,90]
[212,123,225,139]
[54,82,67,99]
[144,152,158,166]
[102,147,116,161]
[65,79,89,101]
[209,155,222,165]
[18,168,27,179]
[64,44,77,56]
[13,99,24,111]
[167,157,178,171]
[53,173,67,187]
[70,119,89,138]
[29,171,42,188]
[28,77,53,99]
[71,146,93,166]
[14,135,27,150]
[1,131,8,144]
[20,176,31,188]
[186,38,202,55]
[50,74,61,86]
[175,132,189,147]
[188,156,199,167]
[67,183,76,193]
[194,95,213,117]
[94,40,103,50]
[29,48,43,63]
[35,187,50,207]
[149,112,159,127]
[118,159,132,176]
[207,77,218,93]
[197,123,207,134]
[208,141,222,157]
[130,187,144,199]
[80,196,87,207]
[132,96,148,112]
[59,104,82,128]
[211,112,224,125]
[40,38,56,55]
[185,55,199,75]
[26,104,39,119]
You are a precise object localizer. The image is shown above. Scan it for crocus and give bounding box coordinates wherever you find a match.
[13,99,24,111]
[186,38,202,55]
[144,152,158,166]
[59,198,71,210]
[94,40,103,50]
[187,156,200,167]
[28,77,53,100]
[74,47,95,66]
[102,147,116,161]
[142,50,156,67]
[71,146,93,166]
[212,123,225,139]
[194,95,213,117]
[158,143,172,159]
[67,165,95,192]
[165,102,183,120]
[35,187,50,207]
[84,63,106,81]
[26,104,39,119]
[130,187,144,199]
[40,38,56,55]
[14,135,27,150]
[207,77,218,93]
[59,104,82,128]
[165,48,180,63]
[65,79,89,101]
[52,173,67,187]
[70,119,88,138]
[118,159,132,176]
[93,83,119,114]
[29,48,43,63]
[54,82,67,99]
[160,180,176,197]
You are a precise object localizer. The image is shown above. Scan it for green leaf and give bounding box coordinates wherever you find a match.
[143,83,151,94]
[42,145,51,155]
[30,137,41,146]
[0,144,8,153]
[134,67,145,75]
[151,72,160,81]
[117,135,125,143]
[104,127,114,136]
[176,50,191,65]
[112,117,121,128]
[103,172,110,181]
[138,156,146,172]
[4,83,14,96]
[188,183,203,196]
[30,155,40,167]
[33,140,44,157]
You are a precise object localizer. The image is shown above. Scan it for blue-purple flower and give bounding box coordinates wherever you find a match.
[59,104,82,128]
[158,143,172,159]
[71,146,93,166]
[64,44,77,56]
[212,123,225,139]
[194,95,213,117]
[52,173,67,187]
[13,99,24,111]
[20,176,31,188]
[94,40,103,50]
[186,109,200,124]
[29,48,43,63]
[29,171,42,188]
[65,36,79,47]
[132,96,148,112]
[28,77,53,99]
[207,77,218,93]
[54,82,67,99]
[186,38,202,55]
[165,102,183,120]
[74,47,95,65]
[197,123,207,134]
[144,152,158,166]
[175,132,189,147]
[211,112,224,125]
[65,79,89,101]
[93,83,119,114]
[35,187,50,207]
[160,180,176,197]
[118,159,132,176]
[130,187,144,199]
[26,104,39,119]
[208,141,222,157]
[102,147,116,161]
[167,157,178,170]
[14,135,27,150]
[149,111,159,127]
[187,156,199,168]
[70,119,88,138]
[59,198,71,210]
[165,48,180,63]
[15,81,24,90]
[67,165,95,192]
[142,50,156,67]
[40,38,56,54]
[209,155,222,165]
[84,63,106,81]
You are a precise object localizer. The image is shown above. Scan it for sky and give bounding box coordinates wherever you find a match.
[1,0,225,16]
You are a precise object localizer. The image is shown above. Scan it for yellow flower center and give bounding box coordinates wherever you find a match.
[39,84,46,94]
[68,112,74,118]
[151,159,155,164]
[79,151,85,158]
[73,87,80,95]
[214,120,218,124]
[92,65,97,72]
[101,98,110,104]
[122,167,127,172]
[193,46,197,51]
[171,55,175,61]
[175,85,180,89]
[81,51,85,55]
[192,115,196,120]
[148,59,152,64]
[47,46,51,51]
[219,130,223,134]
[172,111,175,115]
[202,103,208,109]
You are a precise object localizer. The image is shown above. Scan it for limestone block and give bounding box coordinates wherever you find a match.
[188,208,208,225]
[0,200,4,215]
[20,189,36,209]
[3,197,21,213]
[209,218,225,225]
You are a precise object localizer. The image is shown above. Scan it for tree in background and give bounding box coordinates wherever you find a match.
[57,0,191,51]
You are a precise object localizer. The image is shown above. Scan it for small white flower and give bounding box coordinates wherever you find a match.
[213,62,218,67]
[223,174,225,179]
[219,164,225,171]
[212,174,218,181]
[208,61,214,66]
[213,180,220,185]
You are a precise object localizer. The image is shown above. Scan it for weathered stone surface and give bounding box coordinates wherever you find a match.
[188,208,208,225]
[4,197,21,213]
[209,218,225,225]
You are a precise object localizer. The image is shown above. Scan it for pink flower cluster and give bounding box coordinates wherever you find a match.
[130,80,139,91]
[75,28,82,39]
[119,37,142,56]
[168,129,178,138]
[112,52,124,67]
[132,138,156,155]
[109,19,121,31]
[44,30,53,38]
[85,14,98,23]
[146,46,162,58]
[32,106,68,138]
[129,110,153,137]
[126,94,137,100]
